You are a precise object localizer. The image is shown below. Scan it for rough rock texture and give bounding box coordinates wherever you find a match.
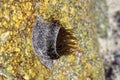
[99,0,120,80]
[0,0,107,80]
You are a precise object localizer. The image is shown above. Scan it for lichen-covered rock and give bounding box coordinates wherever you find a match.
[0,0,107,80]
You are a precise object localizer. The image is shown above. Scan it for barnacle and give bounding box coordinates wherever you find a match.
[32,17,77,69]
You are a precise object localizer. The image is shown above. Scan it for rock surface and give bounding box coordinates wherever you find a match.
[99,0,120,80]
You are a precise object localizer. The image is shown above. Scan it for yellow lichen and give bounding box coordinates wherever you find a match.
[0,0,105,80]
